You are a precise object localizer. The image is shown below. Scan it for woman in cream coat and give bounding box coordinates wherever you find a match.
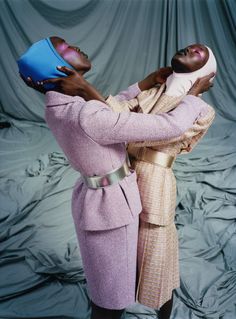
[105,44,216,319]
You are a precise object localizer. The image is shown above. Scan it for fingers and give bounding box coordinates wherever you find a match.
[57,66,75,76]
[207,72,215,79]
[22,75,37,89]
[19,74,33,87]
[160,66,173,74]
[42,77,61,84]
[194,72,215,85]
[199,72,215,81]
[163,68,173,76]
[20,74,37,88]
[193,78,200,85]
[188,71,216,96]
[40,66,75,85]
[19,74,46,93]
[19,73,27,82]
[27,77,36,88]
[156,66,173,85]
[165,66,173,73]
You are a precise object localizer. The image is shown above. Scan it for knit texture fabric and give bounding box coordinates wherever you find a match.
[106,86,215,308]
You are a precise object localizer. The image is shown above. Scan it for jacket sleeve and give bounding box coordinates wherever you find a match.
[106,94,140,112]
[178,105,215,153]
[130,104,215,148]
[79,95,209,146]
[113,82,141,101]
[103,83,141,112]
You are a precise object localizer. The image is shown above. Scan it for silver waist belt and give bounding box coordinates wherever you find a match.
[82,158,130,189]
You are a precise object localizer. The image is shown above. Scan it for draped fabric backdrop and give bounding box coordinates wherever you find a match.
[0,0,236,318]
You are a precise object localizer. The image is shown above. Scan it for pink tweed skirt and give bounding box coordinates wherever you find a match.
[75,215,139,310]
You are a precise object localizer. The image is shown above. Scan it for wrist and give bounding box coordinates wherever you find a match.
[187,88,199,96]
[138,72,156,91]
[81,82,105,102]
[72,77,87,96]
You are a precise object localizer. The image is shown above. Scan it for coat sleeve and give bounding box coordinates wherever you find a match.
[106,94,140,112]
[104,83,141,112]
[178,105,215,153]
[113,82,141,101]
[79,95,209,146]
[130,104,215,148]
[106,86,163,113]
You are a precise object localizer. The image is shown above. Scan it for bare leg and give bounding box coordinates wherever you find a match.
[158,294,173,319]
[91,301,124,319]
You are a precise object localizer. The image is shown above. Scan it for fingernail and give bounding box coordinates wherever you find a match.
[57,66,62,69]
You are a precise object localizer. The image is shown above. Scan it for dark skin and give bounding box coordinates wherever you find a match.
[172,43,209,73]
[21,37,214,100]
[20,38,215,319]
[22,37,173,100]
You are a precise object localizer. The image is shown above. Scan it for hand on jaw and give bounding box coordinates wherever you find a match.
[20,66,106,102]
[138,67,173,91]
[137,66,215,96]
[21,66,215,102]
[188,72,215,96]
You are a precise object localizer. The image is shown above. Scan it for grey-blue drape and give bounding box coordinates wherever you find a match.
[0,0,236,318]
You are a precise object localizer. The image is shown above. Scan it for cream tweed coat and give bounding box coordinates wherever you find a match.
[106,84,215,309]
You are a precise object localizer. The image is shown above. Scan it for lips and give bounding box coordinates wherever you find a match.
[82,52,88,59]
[75,47,88,58]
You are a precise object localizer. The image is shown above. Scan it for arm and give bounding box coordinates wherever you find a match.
[44,67,106,102]
[112,83,141,102]
[104,73,215,145]
[131,105,215,148]
[21,66,106,102]
[22,66,171,103]
[106,94,140,112]
[112,67,172,103]
[79,95,209,145]
[178,105,215,153]
[106,86,164,113]
[138,67,173,91]
[106,70,214,115]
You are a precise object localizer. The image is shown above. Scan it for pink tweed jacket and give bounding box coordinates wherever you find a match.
[45,83,209,231]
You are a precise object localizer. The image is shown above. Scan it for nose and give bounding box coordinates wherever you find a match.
[187,47,199,55]
[182,47,190,55]
[191,45,203,53]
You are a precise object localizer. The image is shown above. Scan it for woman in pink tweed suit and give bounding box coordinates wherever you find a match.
[20,36,214,319]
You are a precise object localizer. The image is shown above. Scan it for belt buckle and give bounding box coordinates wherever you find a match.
[99,176,111,187]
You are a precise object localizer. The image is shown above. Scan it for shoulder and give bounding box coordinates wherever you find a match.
[80,99,110,115]
[45,91,85,107]
[195,101,215,127]
[206,104,215,113]
[79,99,112,127]
[200,101,215,117]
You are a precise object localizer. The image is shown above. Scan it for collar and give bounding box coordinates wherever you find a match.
[45,91,85,107]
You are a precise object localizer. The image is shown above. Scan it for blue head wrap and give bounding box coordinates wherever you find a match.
[17,37,75,90]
